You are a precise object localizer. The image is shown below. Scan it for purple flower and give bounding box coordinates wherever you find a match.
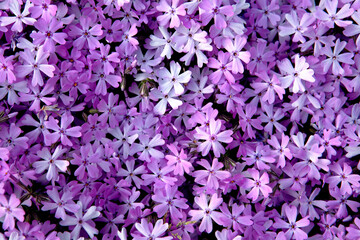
[16,47,55,87]
[273,204,310,240]
[314,0,354,28]
[199,0,234,29]
[321,39,355,75]
[152,185,188,220]
[44,113,82,147]
[327,162,360,195]
[68,16,103,50]
[192,158,231,190]
[279,11,315,43]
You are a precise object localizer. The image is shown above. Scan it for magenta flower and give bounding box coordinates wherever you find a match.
[244,169,272,201]
[31,18,67,52]
[90,43,120,75]
[223,36,251,74]
[165,144,192,175]
[0,194,25,230]
[189,193,226,233]
[208,51,235,84]
[156,0,186,28]
[194,119,233,157]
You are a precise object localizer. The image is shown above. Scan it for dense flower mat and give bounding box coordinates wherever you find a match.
[0,0,360,239]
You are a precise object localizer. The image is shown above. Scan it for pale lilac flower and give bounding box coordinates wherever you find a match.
[251,71,285,104]
[29,0,57,22]
[314,0,354,28]
[199,0,234,29]
[321,39,355,75]
[33,146,69,182]
[278,54,315,93]
[149,27,177,59]
[133,134,165,162]
[41,188,80,220]
[299,188,327,220]
[0,53,16,84]
[189,193,226,233]
[327,162,360,195]
[157,61,191,96]
[208,51,235,84]
[223,36,251,74]
[150,88,183,115]
[194,119,233,157]
[44,114,82,147]
[133,219,172,240]
[0,0,36,32]
[60,202,100,240]
[0,194,25,230]
[279,11,315,43]
[152,185,188,220]
[344,11,360,46]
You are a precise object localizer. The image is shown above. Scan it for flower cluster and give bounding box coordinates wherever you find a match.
[0,0,360,239]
